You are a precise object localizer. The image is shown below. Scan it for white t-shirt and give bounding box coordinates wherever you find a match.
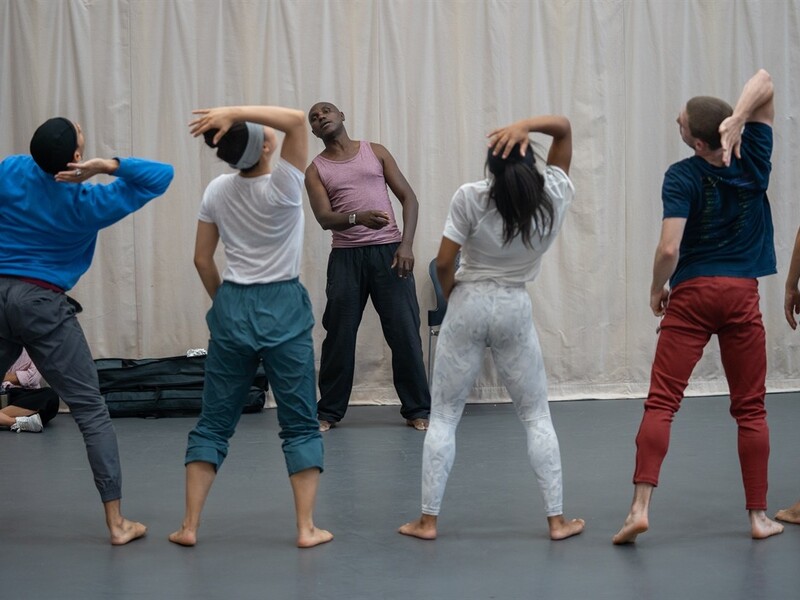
[198,158,305,284]
[442,165,574,285]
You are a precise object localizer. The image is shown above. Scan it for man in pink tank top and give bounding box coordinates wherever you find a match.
[305,102,430,432]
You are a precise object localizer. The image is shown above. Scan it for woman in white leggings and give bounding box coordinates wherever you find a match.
[399,115,584,541]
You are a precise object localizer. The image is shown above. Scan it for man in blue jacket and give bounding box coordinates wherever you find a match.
[0,117,173,544]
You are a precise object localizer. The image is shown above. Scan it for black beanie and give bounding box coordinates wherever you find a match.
[29,117,78,175]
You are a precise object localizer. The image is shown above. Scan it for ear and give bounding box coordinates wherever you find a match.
[73,148,82,163]
[341,112,345,122]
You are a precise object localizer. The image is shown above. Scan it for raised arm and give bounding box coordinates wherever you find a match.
[189,106,308,171]
[487,115,572,174]
[719,69,774,166]
[371,143,419,277]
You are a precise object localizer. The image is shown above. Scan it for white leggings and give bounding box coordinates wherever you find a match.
[421,281,564,517]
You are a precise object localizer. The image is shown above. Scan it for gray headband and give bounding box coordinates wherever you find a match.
[230,122,265,170]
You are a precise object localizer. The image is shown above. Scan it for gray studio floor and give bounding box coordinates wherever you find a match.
[2,394,800,600]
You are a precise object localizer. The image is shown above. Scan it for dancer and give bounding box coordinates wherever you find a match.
[169,105,331,549]
[0,116,173,543]
[305,102,430,432]
[1,348,60,432]
[613,69,783,544]
[399,115,585,541]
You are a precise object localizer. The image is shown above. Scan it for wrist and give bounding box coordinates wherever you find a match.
[348,212,358,226]
[107,158,120,174]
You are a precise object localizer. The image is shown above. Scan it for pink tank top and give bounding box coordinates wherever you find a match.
[312,141,403,248]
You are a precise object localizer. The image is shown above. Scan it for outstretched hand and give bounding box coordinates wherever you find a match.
[487,121,531,159]
[189,108,237,145]
[718,115,744,167]
[55,158,119,183]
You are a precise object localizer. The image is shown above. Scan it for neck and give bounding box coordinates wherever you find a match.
[239,155,271,178]
[322,131,354,153]
[697,148,725,167]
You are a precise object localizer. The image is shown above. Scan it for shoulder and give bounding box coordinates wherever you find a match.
[273,157,304,180]
[664,157,699,180]
[544,165,574,194]
[0,154,32,173]
[271,158,304,192]
[451,180,489,211]
[203,173,235,197]
[368,142,392,161]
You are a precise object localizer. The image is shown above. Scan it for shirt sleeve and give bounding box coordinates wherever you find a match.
[7,351,42,389]
[662,162,693,219]
[268,159,304,208]
[197,183,215,224]
[442,186,471,246]
[740,122,772,190]
[79,158,174,231]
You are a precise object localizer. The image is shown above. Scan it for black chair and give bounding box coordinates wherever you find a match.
[427,253,459,383]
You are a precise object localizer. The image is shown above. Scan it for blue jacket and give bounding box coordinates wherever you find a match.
[0,155,174,290]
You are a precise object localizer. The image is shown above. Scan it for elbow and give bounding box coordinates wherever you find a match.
[657,243,680,263]
[288,110,307,132]
[435,260,453,282]
[556,116,572,140]
[317,217,334,231]
[756,69,774,96]
[194,255,212,273]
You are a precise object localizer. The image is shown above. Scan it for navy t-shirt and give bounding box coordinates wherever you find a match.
[662,122,775,288]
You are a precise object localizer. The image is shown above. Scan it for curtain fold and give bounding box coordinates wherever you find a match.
[2,0,799,402]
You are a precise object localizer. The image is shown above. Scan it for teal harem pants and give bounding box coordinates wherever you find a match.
[185,279,323,476]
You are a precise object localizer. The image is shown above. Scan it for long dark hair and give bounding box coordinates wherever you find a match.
[486,143,553,248]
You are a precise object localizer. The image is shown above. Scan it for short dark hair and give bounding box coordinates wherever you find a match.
[686,96,733,150]
[29,117,78,174]
[202,123,257,173]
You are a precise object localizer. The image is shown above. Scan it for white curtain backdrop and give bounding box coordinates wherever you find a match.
[2,0,800,404]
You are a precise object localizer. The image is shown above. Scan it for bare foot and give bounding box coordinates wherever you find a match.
[398,515,438,540]
[548,516,585,540]
[612,513,648,545]
[297,527,333,548]
[168,526,197,547]
[775,503,800,524]
[750,510,784,539]
[109,519,147,545]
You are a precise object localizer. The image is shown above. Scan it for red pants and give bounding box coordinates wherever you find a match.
[634,277,769,510]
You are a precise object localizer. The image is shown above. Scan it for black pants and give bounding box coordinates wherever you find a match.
[8,387,60,424]
[317,243,430,423]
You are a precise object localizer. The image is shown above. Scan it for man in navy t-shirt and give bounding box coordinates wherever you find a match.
[613,70,784,544]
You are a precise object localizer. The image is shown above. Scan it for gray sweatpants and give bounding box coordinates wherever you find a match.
[0,278,121,502]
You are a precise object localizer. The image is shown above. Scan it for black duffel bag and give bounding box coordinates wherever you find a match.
[95,355,267,418]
